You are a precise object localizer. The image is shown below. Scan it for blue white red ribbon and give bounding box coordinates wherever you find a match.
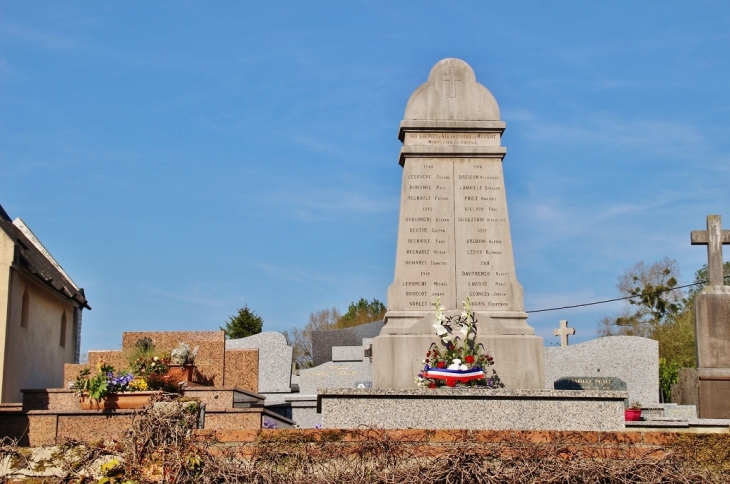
[423,366,484,382]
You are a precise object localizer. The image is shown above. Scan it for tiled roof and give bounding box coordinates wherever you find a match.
[0,204,90,310]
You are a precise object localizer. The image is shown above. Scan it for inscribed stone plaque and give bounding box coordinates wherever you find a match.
[554,377,627,392]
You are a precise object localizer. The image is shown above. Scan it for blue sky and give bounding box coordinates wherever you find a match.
[2,2,729,353]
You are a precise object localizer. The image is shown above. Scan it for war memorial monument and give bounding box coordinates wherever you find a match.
[317,59,627,431]
[370,58,544,390]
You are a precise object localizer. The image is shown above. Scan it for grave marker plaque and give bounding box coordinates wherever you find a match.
[554,377,627,392]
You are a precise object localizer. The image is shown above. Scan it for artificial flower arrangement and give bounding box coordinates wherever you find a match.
[416,297,496,388]
[126,337,173,390]
[170,341,198,366]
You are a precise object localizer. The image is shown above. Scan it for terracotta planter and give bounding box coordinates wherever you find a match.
[624,409,642,421]
[166,364,195,382]
[79,391,160,410]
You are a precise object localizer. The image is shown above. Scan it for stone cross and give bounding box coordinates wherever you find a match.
[691,215,730,286]
[442,66,462,98]
[553,320,575,347]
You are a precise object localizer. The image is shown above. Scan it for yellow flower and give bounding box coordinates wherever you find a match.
[129,378,148,391]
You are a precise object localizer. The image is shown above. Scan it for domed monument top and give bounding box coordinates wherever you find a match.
[403,58,500,122]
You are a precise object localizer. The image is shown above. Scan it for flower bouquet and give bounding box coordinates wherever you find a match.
[416,297,496,388]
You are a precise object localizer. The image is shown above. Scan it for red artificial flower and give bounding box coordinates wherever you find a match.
[465,355,475,364]
[428,383,436,389]
[437,361,446,369]
[446,379,456,387]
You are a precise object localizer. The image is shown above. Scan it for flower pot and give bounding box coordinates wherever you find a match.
[166,364,195,382]
[624,409,642,421]
[79,391,160,410]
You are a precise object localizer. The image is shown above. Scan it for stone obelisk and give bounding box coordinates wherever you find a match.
[372,58,544,389]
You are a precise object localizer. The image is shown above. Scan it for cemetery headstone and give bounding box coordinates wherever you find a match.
[298,340,372,394]
[226,331,293,393]
[671,368,700,408]
[372,58,544,389]
[544,336,659,406]
[690,215,730,418]
[312,320,383,367]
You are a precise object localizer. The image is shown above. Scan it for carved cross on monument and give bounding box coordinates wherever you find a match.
[442,67,462,98]
[691,215,730,286]
[553,320,575,347]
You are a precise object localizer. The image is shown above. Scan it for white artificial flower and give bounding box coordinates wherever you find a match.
[459,364,468,371]
[447,359,462,370]
[458,325,468,336]
[433,323,447,336]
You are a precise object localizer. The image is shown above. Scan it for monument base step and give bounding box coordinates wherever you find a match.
[317,388,627,432]
[372,333,544,389]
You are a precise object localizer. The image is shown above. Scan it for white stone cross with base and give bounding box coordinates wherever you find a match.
[553,320,575,347]
[691,215,730,289]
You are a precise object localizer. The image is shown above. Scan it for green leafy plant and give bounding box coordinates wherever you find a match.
[659,358,680,402]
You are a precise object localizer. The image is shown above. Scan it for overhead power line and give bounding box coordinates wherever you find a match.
[525,276,730,314]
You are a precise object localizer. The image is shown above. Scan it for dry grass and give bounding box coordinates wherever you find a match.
[1,397,729,483]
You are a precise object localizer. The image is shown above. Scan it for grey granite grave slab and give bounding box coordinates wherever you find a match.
[662,403,698,420]
[545,336,659,406]
[226,331,292,393]
[312,320,383,367]
[332,345,367,362]
[285,395,320,428]
[298,360,372,394]
[318,388,626,431]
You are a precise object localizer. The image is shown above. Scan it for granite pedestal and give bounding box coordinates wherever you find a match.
[318,388,626,431]
[695,292,730,418]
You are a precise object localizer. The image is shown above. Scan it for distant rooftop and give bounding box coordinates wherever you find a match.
[0,204,90,310]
